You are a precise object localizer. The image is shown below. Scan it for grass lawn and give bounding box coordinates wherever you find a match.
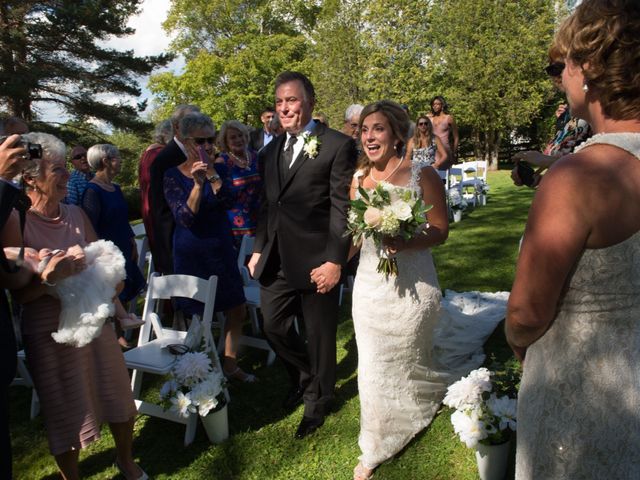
[10,170,535,479]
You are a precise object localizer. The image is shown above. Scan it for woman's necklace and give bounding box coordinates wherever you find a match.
[228,150,251,170]
[92,175,115,191]
[369,156,404,184]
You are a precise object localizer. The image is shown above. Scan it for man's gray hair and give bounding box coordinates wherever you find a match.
[154,119,173,144]
[171,104,200,127]
[87,144,120,171]
[179,113,215,139]
[20,132,66,183]
[344,104,364,122]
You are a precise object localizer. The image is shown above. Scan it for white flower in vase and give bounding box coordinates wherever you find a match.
[486,394,517,431]
[173,351,212,387]
[451,408,488,448]
[170,391,193,418]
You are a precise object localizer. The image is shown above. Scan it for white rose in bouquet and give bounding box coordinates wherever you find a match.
[363,207,383,227]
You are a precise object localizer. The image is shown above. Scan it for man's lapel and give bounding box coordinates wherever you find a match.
[281,121,325,193]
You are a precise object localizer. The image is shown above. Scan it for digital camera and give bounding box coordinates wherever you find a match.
[0,135,43,160]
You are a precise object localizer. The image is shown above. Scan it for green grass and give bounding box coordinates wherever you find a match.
[10,170,534,479]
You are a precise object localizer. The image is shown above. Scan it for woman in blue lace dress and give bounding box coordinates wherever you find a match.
[164,112,255,382]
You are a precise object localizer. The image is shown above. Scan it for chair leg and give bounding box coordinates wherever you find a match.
[30,390,40,419]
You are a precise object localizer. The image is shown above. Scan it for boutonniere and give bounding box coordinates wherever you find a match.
[300,131,320,159]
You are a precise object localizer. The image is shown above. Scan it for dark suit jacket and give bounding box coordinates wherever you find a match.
[249,128,266,152]
[0,181,20,386]
[149,139,186,274]
[253,122,357,290]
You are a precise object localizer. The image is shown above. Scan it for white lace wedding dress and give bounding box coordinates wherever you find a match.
[351,167,508,469]
[515,133,640,479]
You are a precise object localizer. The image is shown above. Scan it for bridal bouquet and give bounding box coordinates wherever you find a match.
[443,366,518,448]
[346,181,431,276]
[159,343,226,418]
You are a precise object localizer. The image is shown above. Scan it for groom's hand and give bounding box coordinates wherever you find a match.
[310,262,341,294]
[248,252,261,278]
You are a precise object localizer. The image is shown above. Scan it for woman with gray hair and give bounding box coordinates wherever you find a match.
[216,120,262,249]
[164,113,255,382]
[0,133,145,479]
[82,144,145,346]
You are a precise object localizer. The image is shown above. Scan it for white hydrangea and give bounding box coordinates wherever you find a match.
[451,408,488,448]
[443,368,492,410]
[487,394,517,431]
[173,351,212,387]
[379,208,400,235]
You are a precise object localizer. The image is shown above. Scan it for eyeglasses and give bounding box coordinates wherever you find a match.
[417,121,429,126]
[190,137,216,145]
[72,153,86,160]
[167,344,189,356]
[348,122,359,129]
[545,62,565,77]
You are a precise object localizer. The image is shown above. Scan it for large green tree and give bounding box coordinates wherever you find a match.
[427,0,557,167]
[0,1,171,132]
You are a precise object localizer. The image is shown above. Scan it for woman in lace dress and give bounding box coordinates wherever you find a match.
[404,116,448,170]
[349,101,449,480]
[506,1,640,478]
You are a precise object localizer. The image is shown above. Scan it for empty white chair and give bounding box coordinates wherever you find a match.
[124,273,222,446]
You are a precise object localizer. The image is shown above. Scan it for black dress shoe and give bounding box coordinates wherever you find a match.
[282,386,305,411]
[294,416,324,439]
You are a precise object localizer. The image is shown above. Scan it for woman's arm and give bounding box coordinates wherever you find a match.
[347,175,362,261]
[404,138,415,162]
[506,157,590,360]
[449,114,459,156]
[80,185,101,232]
[432,137,450,169]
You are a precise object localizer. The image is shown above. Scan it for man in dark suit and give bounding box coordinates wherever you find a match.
[248,106,276,152]
[248,71,357,439]
[148,104,200,274]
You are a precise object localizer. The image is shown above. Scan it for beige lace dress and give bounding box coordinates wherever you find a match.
[516,133,640,479]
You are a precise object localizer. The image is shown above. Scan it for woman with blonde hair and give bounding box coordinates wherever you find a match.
[506,0,640,477]
[404,115,448,169]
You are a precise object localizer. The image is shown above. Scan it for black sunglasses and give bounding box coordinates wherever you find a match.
[191,137,216,145]
[72,153,86,160]
[545,62,565,77]
[167,343,189,356]
[417,121,429,126]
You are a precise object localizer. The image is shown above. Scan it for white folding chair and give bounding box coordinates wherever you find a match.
[459,161,488,206]
[128,222,154,316]
[12,350,40,419]
[124,273,222,446]
[222,235,275,365]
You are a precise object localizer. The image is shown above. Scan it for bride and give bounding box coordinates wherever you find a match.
[349,101,450,480]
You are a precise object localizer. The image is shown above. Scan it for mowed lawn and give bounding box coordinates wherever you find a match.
[10,170,535,479]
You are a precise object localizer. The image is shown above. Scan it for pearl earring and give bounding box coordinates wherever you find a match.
[582,83,589,93]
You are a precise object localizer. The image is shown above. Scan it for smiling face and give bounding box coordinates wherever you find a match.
[275,80,314,134]
[35,155,70,203]
[70,146,89,173]
[361,112,399,165]
[226,127,246,155]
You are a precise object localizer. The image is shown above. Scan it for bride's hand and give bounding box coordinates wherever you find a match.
[382,235,408,255]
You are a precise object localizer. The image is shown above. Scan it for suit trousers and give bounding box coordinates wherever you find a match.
[260,267,339,420]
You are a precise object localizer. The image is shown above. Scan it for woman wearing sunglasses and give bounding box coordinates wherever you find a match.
[163,112,256,382]
[404,115,448,169]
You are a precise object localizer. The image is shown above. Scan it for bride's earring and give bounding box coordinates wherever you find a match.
[582,82,589,93]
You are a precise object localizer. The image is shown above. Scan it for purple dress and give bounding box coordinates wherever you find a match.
[163,164,245,315]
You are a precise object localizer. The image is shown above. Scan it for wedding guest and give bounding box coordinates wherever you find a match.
[139,119,172,250]
[216,120,262,249]
[428,96,458,169]
[404,115,448,169]
[82,144,145,346]
[249,106,276,152]
[149,104,201,274]
[0,132,145,480]
[164,113,256,382]
[64,145,93,205]
[349,101,449,480]
[342,104,364,140]
[506,1,640,478]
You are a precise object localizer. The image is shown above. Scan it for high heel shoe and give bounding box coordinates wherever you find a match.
[115,459,149,480]
[223,366,257,383]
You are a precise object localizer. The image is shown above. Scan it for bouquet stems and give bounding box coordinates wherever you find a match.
[377,256,398,277]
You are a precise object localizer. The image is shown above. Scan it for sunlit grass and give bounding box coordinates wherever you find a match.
[10,170,534,479]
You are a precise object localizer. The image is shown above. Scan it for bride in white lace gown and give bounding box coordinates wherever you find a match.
[507,3,640,478]
[349,101,451,479]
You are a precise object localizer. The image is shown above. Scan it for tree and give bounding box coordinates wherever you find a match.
[0,1,172,133]
[427,0,557,168]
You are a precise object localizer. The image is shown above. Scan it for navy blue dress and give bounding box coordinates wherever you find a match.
[81,182,146,303]
[163,164,245,315]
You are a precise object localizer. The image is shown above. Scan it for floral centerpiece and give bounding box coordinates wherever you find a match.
[159,347,226,419]
[346,181,431,277]
[443,364,519,448]
[447,188,468,211]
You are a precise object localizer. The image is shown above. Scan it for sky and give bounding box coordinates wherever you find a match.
[39,0,183,124]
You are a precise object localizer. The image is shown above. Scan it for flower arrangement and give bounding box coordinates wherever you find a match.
[159,347,226,418]
[346,181,431,276]
[475,182,490,195]
[447,188,468,211]
[300,131,320,158]
[443,363,519,448]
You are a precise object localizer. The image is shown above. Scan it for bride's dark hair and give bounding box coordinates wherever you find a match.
[357,100,410,174]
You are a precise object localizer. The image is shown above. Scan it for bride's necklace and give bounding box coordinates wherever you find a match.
[228,150,251,170]
[369,156,404,184]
